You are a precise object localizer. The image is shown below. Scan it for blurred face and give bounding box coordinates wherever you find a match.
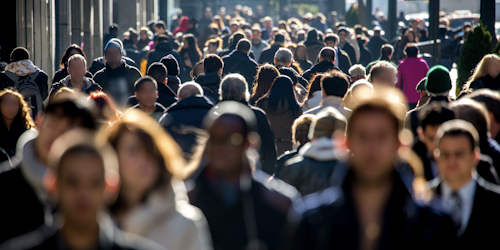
[296,47,306,59]
[252,30,261,40]
[372,69,397,87]
[264,20,272,29]
[57,154,104,226]
[37,113,81,164]
[418,124,440,155]
[230,24,238,33]
[435,135,478,186]
[338,31,347,43]
[0,94,20,120]
[140,31,148,40]
[347,112,400,183]
[116,131,159,195]
[104,46,122,68]
[68,49,80,58]
[272,29,279,37]
[326,40,336,48]
[68,59,86,81]
[208,44,218,54]
[207,117,247,179]
[486,59,500,78]
[407,32,415,42]
[136,81,158,108]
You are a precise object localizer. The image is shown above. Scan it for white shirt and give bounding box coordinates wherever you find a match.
[441,179,477,235]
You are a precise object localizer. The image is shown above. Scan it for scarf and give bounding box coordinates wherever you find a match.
[4,60,39,76]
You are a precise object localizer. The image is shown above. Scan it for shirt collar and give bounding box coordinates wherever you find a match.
[441,178,476,204]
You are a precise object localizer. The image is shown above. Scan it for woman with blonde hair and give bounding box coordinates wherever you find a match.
[465,54,500,91]
[103,109,212,250]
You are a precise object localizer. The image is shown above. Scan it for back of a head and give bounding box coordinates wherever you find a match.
[381,44,394,58]
[178,82,204,100]
[158,34,169,43]
[147,62,168,84]
[204,54,224,73]
[321,71,350,98]
[320,47,335,62]
[307,29,318,41]
[263,75,299,116]
[231,32,246,46]
[310,107,347,140]
[448,99,490,139]
[465,89,500,123]
[418,101,455,129]
[292,115,315,146]
[278,67,297,85]
[274,48,293,64]
[368,61,397,83]
[237,39,252,52]
[274,34,285,44]
[404,43,419,58]
[220,73,249,102]
[324,34,339,45]
[11,47,30,62]
[160,55,180,76]
[349,65,366,79]
[46,95,96,130]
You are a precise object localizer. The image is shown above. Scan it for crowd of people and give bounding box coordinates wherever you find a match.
[0,4,500,250]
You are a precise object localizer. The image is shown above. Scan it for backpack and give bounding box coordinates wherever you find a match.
[4,71,43,118]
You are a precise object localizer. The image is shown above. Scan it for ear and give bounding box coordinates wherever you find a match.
[35,113,44,129]
[473,147,481,167]
[66,67,70,74]
[104,170,120,204]
[156,90,159,98]
[273,58,277,65]
[44,170,57,197]
[417,127,425,142]
[164,78,168,85]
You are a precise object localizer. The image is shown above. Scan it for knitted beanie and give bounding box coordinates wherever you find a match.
[160,55,180,76]
[425,65,451,96]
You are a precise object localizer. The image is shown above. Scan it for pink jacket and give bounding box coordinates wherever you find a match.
[397,57,429,103]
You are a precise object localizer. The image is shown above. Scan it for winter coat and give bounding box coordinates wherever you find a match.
[277,137,340,196]
[222,50,259,89]
[334,47,353,75]
[406,96,451,134]
[302,90,322,112]
[52,68,92,83]
[93,61,142,106]
[125,83,177,110]
[258,44,282,65]
[0,117,28,157]
[303,40,324,64]
[49,75,102,99]
[258,97,302,156]
[188,166,299,250]
[195,72,221,104]
[367,35,388,61]
[302,61,343,82]
[356,38,372,67]
[147,41,185,72]
[159,95,214,159]
[121,178,212,250]
[297,59,313,72]
[469,74,500,91]
[397,57,429,104]
[304,96,351,118]
[339,41,357,65]
[89,56,137,75]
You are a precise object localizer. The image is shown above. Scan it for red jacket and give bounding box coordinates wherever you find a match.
[397,57,429,103]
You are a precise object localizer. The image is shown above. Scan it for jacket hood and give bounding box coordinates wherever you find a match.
[195,72,220,87]
[61,75,98,90]
[5,60,39,76]
[299,137,337,161]
[167,95,214,112]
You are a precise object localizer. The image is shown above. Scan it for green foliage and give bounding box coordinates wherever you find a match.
[457,23,493,91]
[493,40,500,55]
[345,4,359,28]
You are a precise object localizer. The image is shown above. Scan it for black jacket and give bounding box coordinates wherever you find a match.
[0,117,28,157]
[159,96,213,159]
[189,166,298,250]
[51,68,92,83]
[427,178,500,250]
[303,40,325,64]
[368,35,388,61]
[357,38,372,67]
[258,44,282,65]
[339,41,357,65]
[219,48,255,60]
[147,41,185,72]
[49,76,102,99]
[286,165,458,250]
[195,72,221,104]
[124,83,177,110]
[222,50,259,89]
[276,146,302,177]
[302,61,342,82]
[297,59,313,72]
[406,96,451,135]
[335,47,353,76]
[93,62,142,106]
[469,74,500,91]
[89,56,137,75]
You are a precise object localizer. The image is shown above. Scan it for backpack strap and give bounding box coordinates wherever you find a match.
[26,71,40,81]
[4,71,20,83]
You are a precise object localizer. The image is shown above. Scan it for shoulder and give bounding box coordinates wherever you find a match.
[114,230,166,250]
[292,186,344,216]
[125,64,142,75]
[253,169,301,201]
[0,224,57,250]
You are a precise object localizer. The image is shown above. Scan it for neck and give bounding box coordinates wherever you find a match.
[60,217,99,250]
[108,61,122,69]
[252,38,260,43]
[445,175,473,191]
[71,78,84,89]
[139,103,156,114]
[353,170,393,189]
[3,117,14,130]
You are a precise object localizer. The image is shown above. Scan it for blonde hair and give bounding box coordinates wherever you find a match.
[465,54,500,90]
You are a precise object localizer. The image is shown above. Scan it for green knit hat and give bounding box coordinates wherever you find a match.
[425,65,452,96]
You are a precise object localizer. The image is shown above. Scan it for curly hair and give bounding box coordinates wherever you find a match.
[0,88,35,129]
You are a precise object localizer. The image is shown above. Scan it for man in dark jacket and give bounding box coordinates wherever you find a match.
[366,44,396,75]
[195,54,223,104]
[218,32,255,59]
[89,39,137,75]
[147,34,184,71]
[324,34,352,74]
[258,33,285,65]
[222,39,259,89]
[337,27,357,65]
[160,55,182,94]
[0,97,96,244]
[278,107,346,196]
[188,101,299,250]
[286,97,457,250]
[218,73,277,175]
[159,83,213,160]
[124,76,167,121]
[93,40,142,107]
[368,27,388,61]
[428,120,500,250]
[302,47,343,81]
[303,29,325,63]
[0,131,164,250]
[274,48,309,87]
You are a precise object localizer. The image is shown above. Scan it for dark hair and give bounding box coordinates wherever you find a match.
[46,98,96,130]
[404,43,419,57]
[294,44,309,61]
[305,74,323,101]
[109,24,119,33]
[381,44,394,57]
[257,75,301,117]
[179,34,202,65]
[10,47,30,62]
[448,99,490,143]
[324,34,339,44]
[190,61,204,79]
[337,27,349,35]
[278,67,298,85]
[160,55,180,76]
[59,45,86,69]
[155,22,166,30]
[320,47,336,62]
[434,120,479,151]
[237,39,252,52]
[354,24,363,35]
[400,28,418,49]
[347,98,402,137]
[252,64,280,103]
[230,31,246,47]
[418,102,455,129]
[147,62,167,84]
[321,71,349,97]
[157,34,169,43]
[204,54,223,73]
[134,76,158,92]
[466,89,500,123]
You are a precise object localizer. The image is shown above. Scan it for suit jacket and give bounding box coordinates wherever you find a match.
[428,178,500,250]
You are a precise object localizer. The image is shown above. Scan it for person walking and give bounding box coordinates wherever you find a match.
[397,43,429,109]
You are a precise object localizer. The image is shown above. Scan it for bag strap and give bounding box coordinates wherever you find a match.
[4,71,20,83]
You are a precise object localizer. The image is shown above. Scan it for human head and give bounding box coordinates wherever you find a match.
[147,62,168,85]
[292,115,315,146]
[67,54,87,81]
[258,75,300,118]
[134,76,158,108]
[417,102,455,155]
[404,43,419,58]
[405,28,418,43]
[425,65,451,96]
[236,39,252,54]
[104,40,122,68]
[229,22,239,33]
[154,21,166,34]
[295,44,308,61]
[177,82,203,100]
[205,37,222,54]
[274,48,293,67]
[368,61,397,86]
[190,61,204,79]
[273,33,285,45]
[433,120,480,189]
[337,28,349,43]
[380,44,394,59]
[139,27,150,40]
[309,107,347,140]
[349,64,366,82]
[160,55,180,76]
[220,73,249,102]
[109,24,119,35]
[87,91,121,124]
[252,64,280,102]
[321,71,350,98]
[127,28,139,43]
[319,47,335,63]
[466,54,500,90]
[324,34,339,48]
[465,89,500,139]
[60,44,86,69]
[203,54,224,76]
[448,99,490,143]
[0,89,35,130]
[10,47,30,62]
